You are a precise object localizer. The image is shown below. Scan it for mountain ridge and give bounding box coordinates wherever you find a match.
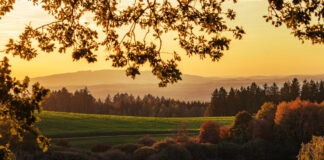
[31,70,324,101]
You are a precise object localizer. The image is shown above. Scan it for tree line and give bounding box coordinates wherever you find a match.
[205,78,324,116]
[43,78,324,117]
[42,88,207,117]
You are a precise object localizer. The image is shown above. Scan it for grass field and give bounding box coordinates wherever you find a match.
[37,111,234,150]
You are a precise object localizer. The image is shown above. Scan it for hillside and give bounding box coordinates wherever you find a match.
[31,70,324,101]
[37,111,233,138]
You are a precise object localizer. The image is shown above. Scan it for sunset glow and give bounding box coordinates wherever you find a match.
[0,0,323,79]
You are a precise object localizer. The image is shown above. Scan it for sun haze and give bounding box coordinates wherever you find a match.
[0,0,323,79]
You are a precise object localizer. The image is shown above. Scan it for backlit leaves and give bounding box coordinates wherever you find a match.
[0,57,50,152]
[265,0,324,44]
[3,0,245,87]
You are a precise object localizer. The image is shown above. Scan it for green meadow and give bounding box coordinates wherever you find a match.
[37,111,234,150]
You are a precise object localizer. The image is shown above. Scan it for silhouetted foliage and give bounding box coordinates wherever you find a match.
[0,57,50,153]
[55,139,71,148]
[91,143,111,153]
[212,142,241,160]
[138,136,156,147]
[149,143,192,160]
[103,149,129,160]
[298,136,324,160]
[219,125,231,141]
[1,0,246,87]
[206,78,324,116]
[230,111,253,144]
[256,102,276,121]
[275,99,324,144]
[241,139,271,160]
[43,88,208,117]
[112,143,143,155]
[198,121,220,144]
[151,138,177,152]
[265,0,323,44]
[133,146,156,160]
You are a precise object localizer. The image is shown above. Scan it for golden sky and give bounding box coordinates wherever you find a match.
[0,0,323,79]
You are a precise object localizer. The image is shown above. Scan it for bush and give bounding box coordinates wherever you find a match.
[184,142,210,160]
[219,125,231,141]
[241,139,271,160]
[138,136,156,146]
[133,146,156,160]
[103,149,129,160]
[149,144,192,160]
[151,138,176,152]
[271,143,299,160]
[230,111,253,144]
[275,99,324,144]
[249,119,274,141]
[91,143,111,153]
[32,147,106,160]
[298,136,324,160]
[112,143,143,154]
[56,139,71,148]
[198,121,220,144]
[212,142,241,160]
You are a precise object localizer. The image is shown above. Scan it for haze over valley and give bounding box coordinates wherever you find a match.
[31,70,324,101]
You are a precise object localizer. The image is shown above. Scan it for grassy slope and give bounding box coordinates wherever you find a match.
[37,111,234,138]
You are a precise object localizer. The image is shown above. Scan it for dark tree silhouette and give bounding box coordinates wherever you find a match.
[206,78,324,116]
[42,88,208,117]
[0,58,49,152]
[265,0,323,44]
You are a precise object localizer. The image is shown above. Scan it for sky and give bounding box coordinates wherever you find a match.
[0,0,323,80]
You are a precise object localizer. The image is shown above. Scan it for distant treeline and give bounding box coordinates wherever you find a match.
[205,78,324,116]
[43,78,324,117]
[42,88,207,117]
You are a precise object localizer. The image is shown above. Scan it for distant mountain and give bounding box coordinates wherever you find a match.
[31,70,324,101]
[31,70,222,86]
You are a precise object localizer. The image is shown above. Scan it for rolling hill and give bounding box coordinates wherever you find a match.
[31,70,324,101]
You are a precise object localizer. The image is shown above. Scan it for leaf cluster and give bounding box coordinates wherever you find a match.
[2,0,244,87]
[265,0,323,44]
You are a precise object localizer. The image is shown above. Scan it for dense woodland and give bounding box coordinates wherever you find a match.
[42,88,207,117]
[205,78,324,116]
[43,78,324,117]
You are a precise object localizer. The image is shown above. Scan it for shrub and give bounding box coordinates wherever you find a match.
[138,136,156,146]
[241,139,271,160]
[149,144,192,160]
[275,99,324,144]
[91,143,111,153]
[271,143,300,160]
[175,135,191,144]
[230,111,253,144]
[56,139,71,148]
[112,143,143,154]
[133,146,156,160]
[151,138,176,152]
[103,149,129,160]
[249,119,274,141]
[198,121,220,144]
[32,147,106,160]
[184,142,210,160]
[298,136,324,160]
[219,125,231,141]
[212,142,241,160]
